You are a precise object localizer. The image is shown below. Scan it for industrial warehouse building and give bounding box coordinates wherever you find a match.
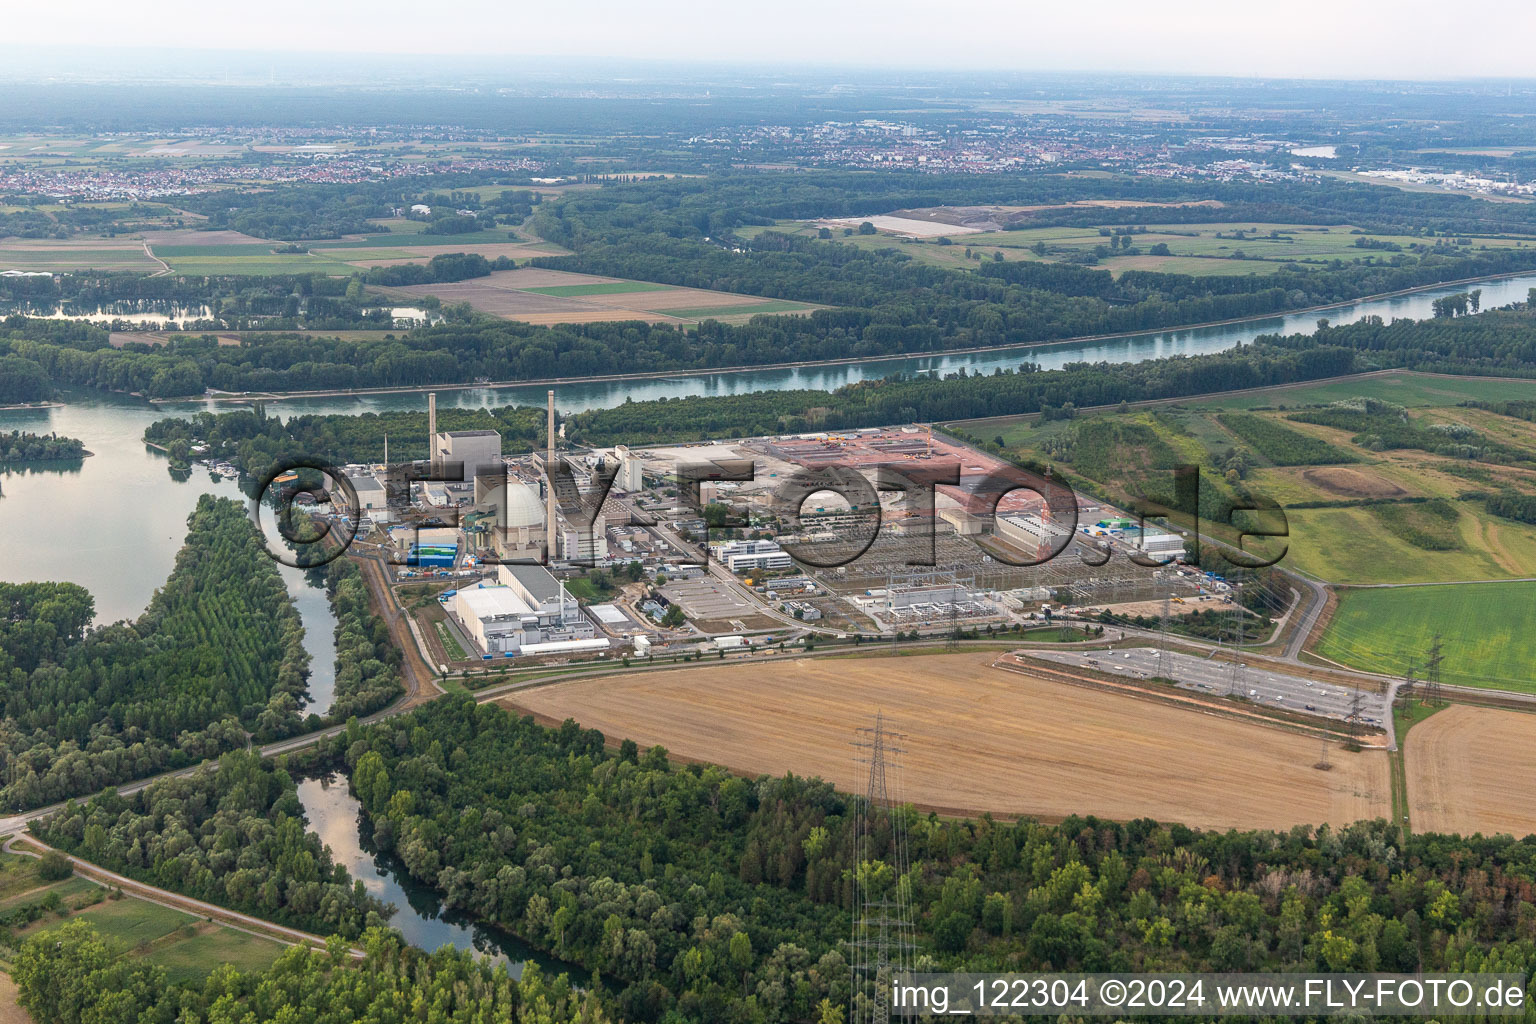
[711,539,792,572]
[448,563,599,656]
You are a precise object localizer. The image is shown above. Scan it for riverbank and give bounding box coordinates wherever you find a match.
[148,267,1536,406]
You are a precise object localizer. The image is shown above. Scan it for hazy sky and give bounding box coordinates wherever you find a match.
[11,0,1536,80]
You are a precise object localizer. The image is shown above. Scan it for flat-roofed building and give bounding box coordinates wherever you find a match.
[447,564,594,656]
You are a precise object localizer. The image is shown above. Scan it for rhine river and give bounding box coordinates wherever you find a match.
[2,270,1535,967]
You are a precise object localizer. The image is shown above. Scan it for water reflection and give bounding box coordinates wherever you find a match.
[295,773,585,980]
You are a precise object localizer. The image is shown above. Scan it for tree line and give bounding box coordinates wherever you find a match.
[13,921,608,1024]
[143,402,545,481]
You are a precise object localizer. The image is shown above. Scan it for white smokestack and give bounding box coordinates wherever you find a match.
[428,392,438,469]
[546,390,557,560]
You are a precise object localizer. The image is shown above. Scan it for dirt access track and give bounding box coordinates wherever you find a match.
[502,652,1389,831]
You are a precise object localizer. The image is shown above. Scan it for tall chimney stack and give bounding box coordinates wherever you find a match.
[545,390,557,560]
[427,392,438,469]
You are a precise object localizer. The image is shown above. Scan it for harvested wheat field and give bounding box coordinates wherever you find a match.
[503,652,1390,831]
[1406,705,1536,837]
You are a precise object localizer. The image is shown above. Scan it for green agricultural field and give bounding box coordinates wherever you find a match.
[659,300,813,319]
[159,252,354,275]
[1316,582,1536,690]
[1185,371,1536,410]
[0,246,160,272]
[523,280,673,297]
[319,230,521,249]
[1279,506,1529,584]
[760,217,1535,278]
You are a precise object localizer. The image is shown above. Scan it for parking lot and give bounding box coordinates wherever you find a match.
[660,578,756,621]
[1027,647,1390,726]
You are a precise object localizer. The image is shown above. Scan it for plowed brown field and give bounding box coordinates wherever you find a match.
[502,652,1390,831]
[1405,705,1536,836]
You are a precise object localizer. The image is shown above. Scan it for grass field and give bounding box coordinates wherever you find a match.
[736,219,1526,278]
[143,921,286,984]
[1184,371,1536,411]
[0,242,160,272]
[0,848,283,984]
[434,620,468,661]
[502,652,1390,830]
[1316,582,1536,690]
[384,267,819,326]
[158,252,355,275]
[1404,705,1536,835]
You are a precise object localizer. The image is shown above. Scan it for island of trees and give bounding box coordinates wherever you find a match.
[0,429,85,464]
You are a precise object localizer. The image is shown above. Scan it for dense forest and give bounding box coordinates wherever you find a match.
[0,429,85,464]
[272,697,1536,1023]
[316,557,404,724]
[0,352,51,403]
[35,751,390,939]
[0,496,310,811]
[13,922,607,1024]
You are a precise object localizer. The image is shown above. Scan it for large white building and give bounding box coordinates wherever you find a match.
[433,429,502,478]
[996,513,1071,551]
[559,515,609,562]
[449,564,596,656]
[343,469,393,523]
[477,478,547,561]
[614,445,644,492]
[711,539,792,572]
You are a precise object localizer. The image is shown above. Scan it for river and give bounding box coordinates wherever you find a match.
[184,271,1536,415]
[295,773,585,981]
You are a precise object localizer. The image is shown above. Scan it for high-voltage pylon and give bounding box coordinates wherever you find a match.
[1157,590,1172,681]
[851,713,916,1024]
[1423,634,1445,707]
[1228,581,1246,697]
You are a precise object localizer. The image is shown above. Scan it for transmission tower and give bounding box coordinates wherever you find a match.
[1157,589,1172,681]
[851,714,916,1024]
[1228,582,1246,697]
[1347,685,1366,745]
[1423,634,1445,707]
[945,589,960,651]
[1315,732,1333,772]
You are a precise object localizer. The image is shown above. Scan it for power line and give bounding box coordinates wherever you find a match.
[851,713,915,1024]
